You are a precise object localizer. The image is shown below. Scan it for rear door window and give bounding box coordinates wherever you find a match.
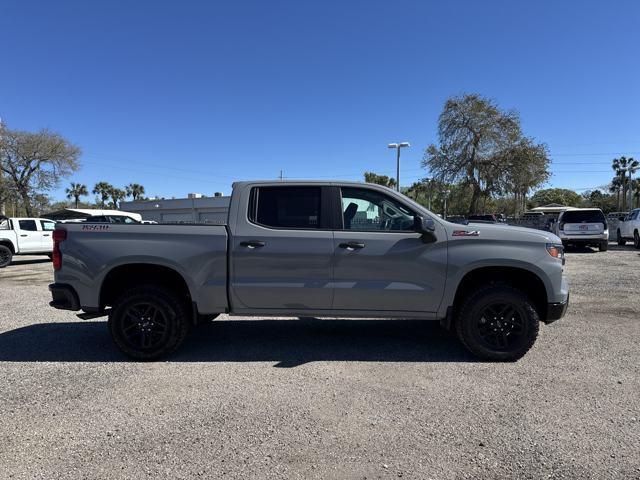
[251,186,322,229]
[18,220,38,231]
[561,210,606,223]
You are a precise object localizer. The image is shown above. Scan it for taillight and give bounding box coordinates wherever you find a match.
[52,229,67,270]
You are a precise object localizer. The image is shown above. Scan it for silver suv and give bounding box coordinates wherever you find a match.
[557,208,608,251]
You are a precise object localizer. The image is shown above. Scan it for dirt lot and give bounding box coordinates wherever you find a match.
[0,248,639,479]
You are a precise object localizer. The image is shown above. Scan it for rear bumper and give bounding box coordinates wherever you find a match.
[49,283,80,311]
[559,232,608,243]
[545,293,569,324]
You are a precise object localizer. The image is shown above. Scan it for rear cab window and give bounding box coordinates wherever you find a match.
[249,186,322,229]
[40,220,56,231]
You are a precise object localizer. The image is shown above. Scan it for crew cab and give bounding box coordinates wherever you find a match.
[555,208,609,251]
[49,181,569,361]
[0,216,56,267]
[616,208,640,248]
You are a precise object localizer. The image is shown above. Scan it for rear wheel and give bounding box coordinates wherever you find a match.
[455,285,539,361]
[0,245,12,268]
[599,241,608,252]
[635,231,640,249]
[617,230,626,246]
[108,285,190,360]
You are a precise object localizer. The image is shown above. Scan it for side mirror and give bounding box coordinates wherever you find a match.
[414,215,437,243]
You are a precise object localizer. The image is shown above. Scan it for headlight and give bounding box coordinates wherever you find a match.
[546,243,565,264]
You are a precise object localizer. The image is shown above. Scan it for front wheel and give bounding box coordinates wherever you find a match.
[617,230,626,246]
[0,245,13,268]
[108,286,190,360]
[455,285,539,361]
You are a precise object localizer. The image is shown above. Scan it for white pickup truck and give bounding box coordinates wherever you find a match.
[0,216,57,267]
[616,208,640,248]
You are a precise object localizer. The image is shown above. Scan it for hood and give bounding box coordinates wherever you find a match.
[444,221,561,244]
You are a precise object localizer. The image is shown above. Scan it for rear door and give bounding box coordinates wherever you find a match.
[561,210,606,236]
[230,185,334,310]
[331,186,447,313]
[15,219,42,252]
[39,220,56,251]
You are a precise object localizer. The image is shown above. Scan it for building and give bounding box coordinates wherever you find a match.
[42,208,142,222]
[119,194,230,224]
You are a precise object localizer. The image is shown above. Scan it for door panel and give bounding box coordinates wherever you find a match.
[40,220,56,250]
[230,186,334,310]
[332,230,447,312]
[15,220,42,253]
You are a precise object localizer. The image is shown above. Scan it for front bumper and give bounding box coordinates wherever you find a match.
[545,293,569,324]
[49,283,80,311]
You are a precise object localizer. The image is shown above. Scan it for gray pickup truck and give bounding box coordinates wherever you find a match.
[49,180,569,361]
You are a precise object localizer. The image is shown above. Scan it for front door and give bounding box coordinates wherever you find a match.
[332,186,447,313]
[40,220,56,251]
[15,219,43,253]
[230,185,334,310]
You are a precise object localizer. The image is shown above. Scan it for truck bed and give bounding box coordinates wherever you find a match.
[55,223,229,314]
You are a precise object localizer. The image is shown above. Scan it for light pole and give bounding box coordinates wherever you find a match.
[387,142,410,191]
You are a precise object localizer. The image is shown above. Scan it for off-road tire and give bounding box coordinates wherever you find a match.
[0,245,12,268]
[599,241,608,252]
[617,230,626,246]
[455,285,540,361]
[108,285,191,360]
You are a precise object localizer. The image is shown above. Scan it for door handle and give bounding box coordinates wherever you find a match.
[339,241,365,250]
[240,240,266,248]
[43,234,51,237]
[20,234,28,237]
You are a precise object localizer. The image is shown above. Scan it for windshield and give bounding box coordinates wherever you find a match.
[561,210,606,223]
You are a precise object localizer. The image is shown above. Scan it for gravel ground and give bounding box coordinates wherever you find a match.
[0,248,639,479]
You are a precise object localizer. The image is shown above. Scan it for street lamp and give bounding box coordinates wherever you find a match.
[388,142,410,191]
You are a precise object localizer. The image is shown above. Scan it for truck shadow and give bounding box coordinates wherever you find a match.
[0,318,475,366]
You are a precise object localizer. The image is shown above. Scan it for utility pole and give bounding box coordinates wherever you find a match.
[279,170,283,180]
[387,142,410,191]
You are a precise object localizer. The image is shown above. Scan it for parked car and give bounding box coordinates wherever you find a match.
[555,208,609,251]
[468,214,498,223]
[616,208,640,248]
[49,180,569,362]
[0,216,57,267]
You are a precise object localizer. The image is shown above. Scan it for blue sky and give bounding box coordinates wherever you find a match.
[1,0,639,201]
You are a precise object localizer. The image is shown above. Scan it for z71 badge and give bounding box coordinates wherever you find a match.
[81,224,110,231]
[452,230,480,237]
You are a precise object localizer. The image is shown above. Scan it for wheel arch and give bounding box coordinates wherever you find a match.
[100,263,194,317]
[0,240,16,254]
[447,265,549,325]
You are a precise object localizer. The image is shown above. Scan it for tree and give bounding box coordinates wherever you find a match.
[611,156,639,211]
[422,93,522,214]
[529,188,582,207]
[93,181,113,208]
[494,138,550,217]
[0,125,81,216]
[108,187,126,209]
[364,172,396,188]
[125,183,145,201]
[65,182,88,208]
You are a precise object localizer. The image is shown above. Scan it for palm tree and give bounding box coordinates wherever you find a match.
[109,187,126,209]
[92,182,113,208]
[612,156,640,211]
[125,183,145,201]
[609,177,622,211]
[65,182,88,208]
